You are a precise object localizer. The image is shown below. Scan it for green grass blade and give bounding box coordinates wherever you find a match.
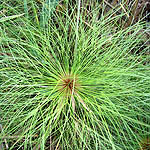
[0,14,24,23]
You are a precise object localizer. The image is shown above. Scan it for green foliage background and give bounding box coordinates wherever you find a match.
[0,0,150,149]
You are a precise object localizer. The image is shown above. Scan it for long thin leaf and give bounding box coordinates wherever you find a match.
[0,14,24,23]
[24,0,29,18]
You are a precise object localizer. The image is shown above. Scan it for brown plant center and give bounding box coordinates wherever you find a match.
[63,78,74,91]
[59,75,79,95]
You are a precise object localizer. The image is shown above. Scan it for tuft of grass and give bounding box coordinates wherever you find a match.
[0,1,150,149]
[40,0,59,27]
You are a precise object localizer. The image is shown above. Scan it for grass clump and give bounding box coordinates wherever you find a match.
[0,1,150,150]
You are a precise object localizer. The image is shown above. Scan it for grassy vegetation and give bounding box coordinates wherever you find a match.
[0,0,150,149]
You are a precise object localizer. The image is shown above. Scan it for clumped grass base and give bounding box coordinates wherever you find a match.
[0,1,150,150]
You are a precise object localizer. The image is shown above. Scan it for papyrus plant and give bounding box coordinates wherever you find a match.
[0,1,150,149]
